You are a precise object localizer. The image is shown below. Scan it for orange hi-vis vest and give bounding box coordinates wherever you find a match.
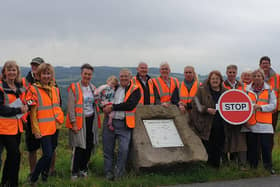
[19,77,29,123]
[179,80,199,104]
[267,73,280,111]
[0,81,24,135]
[21,77,29,90]
[124,83,139,128]
[65,82,101,130]
[152,77,179,103]
[223,80,246,91]
[131,76,155,104]
[247,89,272,125]
[28,85,64,136]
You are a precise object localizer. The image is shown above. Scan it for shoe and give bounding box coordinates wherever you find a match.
[239,166,249,171]
[28,174,37,187]
[71,173,78,181]
[79,170,88,178]
[41,171,48,182]
[27,173,32,182]
[105,172,114,181]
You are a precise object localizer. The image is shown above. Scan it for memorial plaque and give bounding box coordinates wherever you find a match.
[143,119,184,148]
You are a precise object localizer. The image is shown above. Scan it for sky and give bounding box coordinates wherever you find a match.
[1,0,280,75]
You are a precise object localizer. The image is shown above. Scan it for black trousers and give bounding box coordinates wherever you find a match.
[0,133,21,187]
[247,132,273,170]
[202,122,225,168]
[72,116,94,174]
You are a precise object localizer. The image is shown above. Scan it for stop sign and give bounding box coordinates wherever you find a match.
[217,89,253,125]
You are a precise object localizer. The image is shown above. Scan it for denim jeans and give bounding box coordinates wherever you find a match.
[102,117,132,177]
[31,135,55,182]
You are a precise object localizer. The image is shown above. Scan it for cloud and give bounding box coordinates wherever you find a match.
[1,0,280,75]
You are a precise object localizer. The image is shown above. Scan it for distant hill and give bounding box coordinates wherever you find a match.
[1,66,208,112]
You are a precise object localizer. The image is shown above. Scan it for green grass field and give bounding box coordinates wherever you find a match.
[10,122,280,187]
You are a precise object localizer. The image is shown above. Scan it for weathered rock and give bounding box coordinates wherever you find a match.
[131,105,207,170]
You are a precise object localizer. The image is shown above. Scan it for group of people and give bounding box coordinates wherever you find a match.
[0,56,279,186]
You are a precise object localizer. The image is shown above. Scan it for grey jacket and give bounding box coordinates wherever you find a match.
[67,81,99,150]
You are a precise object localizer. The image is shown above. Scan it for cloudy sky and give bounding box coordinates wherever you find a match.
[1,0,280,75]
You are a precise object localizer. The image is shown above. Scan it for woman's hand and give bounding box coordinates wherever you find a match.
[20,105,28,114]
[179,103,186,113]
[253,104,262,111]
[207,108,217,115]
[72,122,79,134]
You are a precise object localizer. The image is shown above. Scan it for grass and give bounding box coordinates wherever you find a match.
[5,122,280,187]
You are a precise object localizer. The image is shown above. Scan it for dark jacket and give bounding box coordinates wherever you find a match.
[0,80,23,116]
[190,82,227,140]
[135,73,152,105]
[112,83,141,111]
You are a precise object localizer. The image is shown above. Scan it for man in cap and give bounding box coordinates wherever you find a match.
[24,57,45,178]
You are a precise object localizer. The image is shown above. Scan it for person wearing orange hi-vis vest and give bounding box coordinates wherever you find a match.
[222,64,247,168]
[0,61,28,187]
[131,62,155,105]
[259,56,280,131]
[152,62,179,107]
[65,64,101,180]
[26,63,64,185]
[245,69,276,174]
[102,69,140,180]
[178,66,201,113]
[23,57,60,178]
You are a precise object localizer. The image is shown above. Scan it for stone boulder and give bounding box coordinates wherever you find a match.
[131,105,207,170]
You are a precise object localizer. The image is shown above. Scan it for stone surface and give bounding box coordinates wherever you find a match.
[131,105,208,170]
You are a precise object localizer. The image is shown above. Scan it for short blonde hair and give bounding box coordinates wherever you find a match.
[107,75,118,85]
[36,63,55,83]
[1,60,21,83]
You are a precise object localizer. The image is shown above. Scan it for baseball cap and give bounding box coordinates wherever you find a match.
[30,57,45,65]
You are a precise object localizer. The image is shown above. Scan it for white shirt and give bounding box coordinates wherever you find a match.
[241,82,276,134]
[82,85,94,117]
[113,86,126,120]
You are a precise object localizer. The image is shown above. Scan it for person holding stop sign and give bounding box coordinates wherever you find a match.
[190,70,228,168]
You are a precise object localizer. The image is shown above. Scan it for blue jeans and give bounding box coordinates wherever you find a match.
[31,135,55,182]
[102,117,132,177]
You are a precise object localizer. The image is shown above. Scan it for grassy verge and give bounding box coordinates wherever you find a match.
[9,124,280,187]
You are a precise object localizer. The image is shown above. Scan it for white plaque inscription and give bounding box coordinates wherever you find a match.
[143,119,184,148]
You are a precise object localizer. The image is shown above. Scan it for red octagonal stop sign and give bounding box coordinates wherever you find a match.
[217,89,253,125]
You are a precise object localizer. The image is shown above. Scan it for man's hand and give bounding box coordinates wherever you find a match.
[103,104,113,113]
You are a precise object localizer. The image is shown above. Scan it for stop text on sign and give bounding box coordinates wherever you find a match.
[222,102,249,111]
